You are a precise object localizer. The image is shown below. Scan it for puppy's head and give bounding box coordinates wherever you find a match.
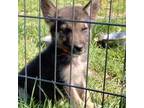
[41,0,99,55]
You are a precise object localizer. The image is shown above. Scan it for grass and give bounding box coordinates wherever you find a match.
[18,0,126,108]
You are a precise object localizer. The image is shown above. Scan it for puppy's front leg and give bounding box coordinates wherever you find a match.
[82,81,96,108]
[65,87,84,108]
[82,90,96,108]
[65,86,96,108]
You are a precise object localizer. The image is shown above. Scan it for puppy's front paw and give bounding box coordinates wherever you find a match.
[86,102,97,108]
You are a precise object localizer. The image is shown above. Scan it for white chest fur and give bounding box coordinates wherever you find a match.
[60,54,87,85]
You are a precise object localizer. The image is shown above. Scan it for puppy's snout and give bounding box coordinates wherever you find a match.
[63,41,85,55]
[73,44,84,54]
[73,46,83,52]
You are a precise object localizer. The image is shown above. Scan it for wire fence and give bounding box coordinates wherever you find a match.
[18,0,126,108]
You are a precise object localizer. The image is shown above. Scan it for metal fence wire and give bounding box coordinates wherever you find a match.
[18,0,126,108]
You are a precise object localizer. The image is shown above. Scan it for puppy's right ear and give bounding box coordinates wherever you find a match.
[83,0,100,20]
[41,0,56,23]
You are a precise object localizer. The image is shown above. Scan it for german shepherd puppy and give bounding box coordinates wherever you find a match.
[18,0,99,107]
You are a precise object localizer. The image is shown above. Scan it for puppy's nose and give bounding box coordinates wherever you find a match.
[73,44,83,53]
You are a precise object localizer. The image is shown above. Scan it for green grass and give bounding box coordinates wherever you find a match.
[18,0,126,108]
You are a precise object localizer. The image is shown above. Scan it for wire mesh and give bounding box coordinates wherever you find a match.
[23,0,27,103]
[18,0,126,108]
[101,0,113,107]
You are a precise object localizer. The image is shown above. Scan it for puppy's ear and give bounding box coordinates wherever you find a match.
[83,0,100,20]
[41,0,56,23]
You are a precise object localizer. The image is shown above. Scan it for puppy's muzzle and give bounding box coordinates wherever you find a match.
[73,44,84,54]
[63,42,85,55]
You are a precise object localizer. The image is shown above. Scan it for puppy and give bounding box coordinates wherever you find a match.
[18,0,99,107]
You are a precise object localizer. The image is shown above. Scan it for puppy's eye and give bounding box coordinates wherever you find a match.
[61,24,67,30]
[81,27,88,31]
[60,24,71,34]
[63,28,72,34]
[60,26,71,34]
[81,23,89,31]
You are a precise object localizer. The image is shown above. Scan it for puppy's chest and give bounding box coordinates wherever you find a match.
[60,55,87,84]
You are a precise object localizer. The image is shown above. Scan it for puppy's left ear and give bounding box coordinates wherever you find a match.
[83,0,100,20]
[41,0,56,24]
